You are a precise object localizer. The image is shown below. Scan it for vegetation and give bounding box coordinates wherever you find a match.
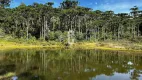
[0,0,142,50]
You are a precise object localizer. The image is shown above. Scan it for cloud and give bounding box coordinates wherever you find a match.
[88,2,93,5]
[10,0,21,8]
[93,1,142,13]
[53,2,60,8]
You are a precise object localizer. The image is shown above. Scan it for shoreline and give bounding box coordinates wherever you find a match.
[0,41,142,52]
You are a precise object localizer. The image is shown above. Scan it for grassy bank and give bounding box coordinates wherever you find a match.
[0,39,142,52]
[0,39,63,50]
[71,41,142,52]
[97,40,142,51]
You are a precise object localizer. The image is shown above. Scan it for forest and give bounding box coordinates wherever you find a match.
[1,1,142,79]
[0,0,142,43]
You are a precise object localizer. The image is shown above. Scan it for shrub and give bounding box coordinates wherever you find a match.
[48,31,55,40]
[0,28,5,38]
[75,32,84,40]
[54,31,62,41]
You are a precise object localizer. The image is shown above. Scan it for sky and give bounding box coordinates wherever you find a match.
[10,0,142,13]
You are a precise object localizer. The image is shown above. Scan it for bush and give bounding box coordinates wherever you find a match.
[60,31,68,43]
[130,36,142,43]
[48,31,55,40]
[54,31,62,41]
[0,28,5,38]
[75,32,84,40]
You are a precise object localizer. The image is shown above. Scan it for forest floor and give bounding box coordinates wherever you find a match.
[0,39,142,52]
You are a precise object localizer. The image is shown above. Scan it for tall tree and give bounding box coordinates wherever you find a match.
[0,0,11,8]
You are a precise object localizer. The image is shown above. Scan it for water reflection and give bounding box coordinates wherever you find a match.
[12,76,18,80]
[0,49,142,80]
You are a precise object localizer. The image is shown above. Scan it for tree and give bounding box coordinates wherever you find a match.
[0,0,11,8]
[130,6,139,17]
[60,0,78,9]
[0,0,142,42]
[47,2,54,7]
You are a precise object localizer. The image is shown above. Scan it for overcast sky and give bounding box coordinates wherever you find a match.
[10,0,142,13]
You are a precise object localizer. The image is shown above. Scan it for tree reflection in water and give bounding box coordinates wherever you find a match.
[0,49,142,80]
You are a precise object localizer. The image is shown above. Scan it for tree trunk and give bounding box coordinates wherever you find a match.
[85,21,87,40]
[43,16,46,41]
[26,19,29,40]
[117,24,120,41]
[78,18,81,34]
[138,24,140,37]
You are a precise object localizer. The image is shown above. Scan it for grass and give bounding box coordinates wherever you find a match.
[0,38,142,52]
[70,40,142,52]
[0,39,63,50]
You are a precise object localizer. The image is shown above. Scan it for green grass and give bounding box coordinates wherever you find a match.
[0,38,63,50]
[0,38,142,52]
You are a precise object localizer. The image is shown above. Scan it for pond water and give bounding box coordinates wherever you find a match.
[0,49,142,80]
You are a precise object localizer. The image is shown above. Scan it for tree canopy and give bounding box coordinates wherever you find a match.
[0,0,11,8]
[0,0,142,42]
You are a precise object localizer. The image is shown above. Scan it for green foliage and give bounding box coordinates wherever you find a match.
[0,0,11,8]
[48,31,55,40]
[75,32,84,40]
[54,31,62,41]
[0,28,5,37]
[61,0,78,9]
[0,1,142,42]
[61,31,68,43]
[46,31,66,42]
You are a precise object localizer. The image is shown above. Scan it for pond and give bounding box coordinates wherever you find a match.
[0,49,142,80]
